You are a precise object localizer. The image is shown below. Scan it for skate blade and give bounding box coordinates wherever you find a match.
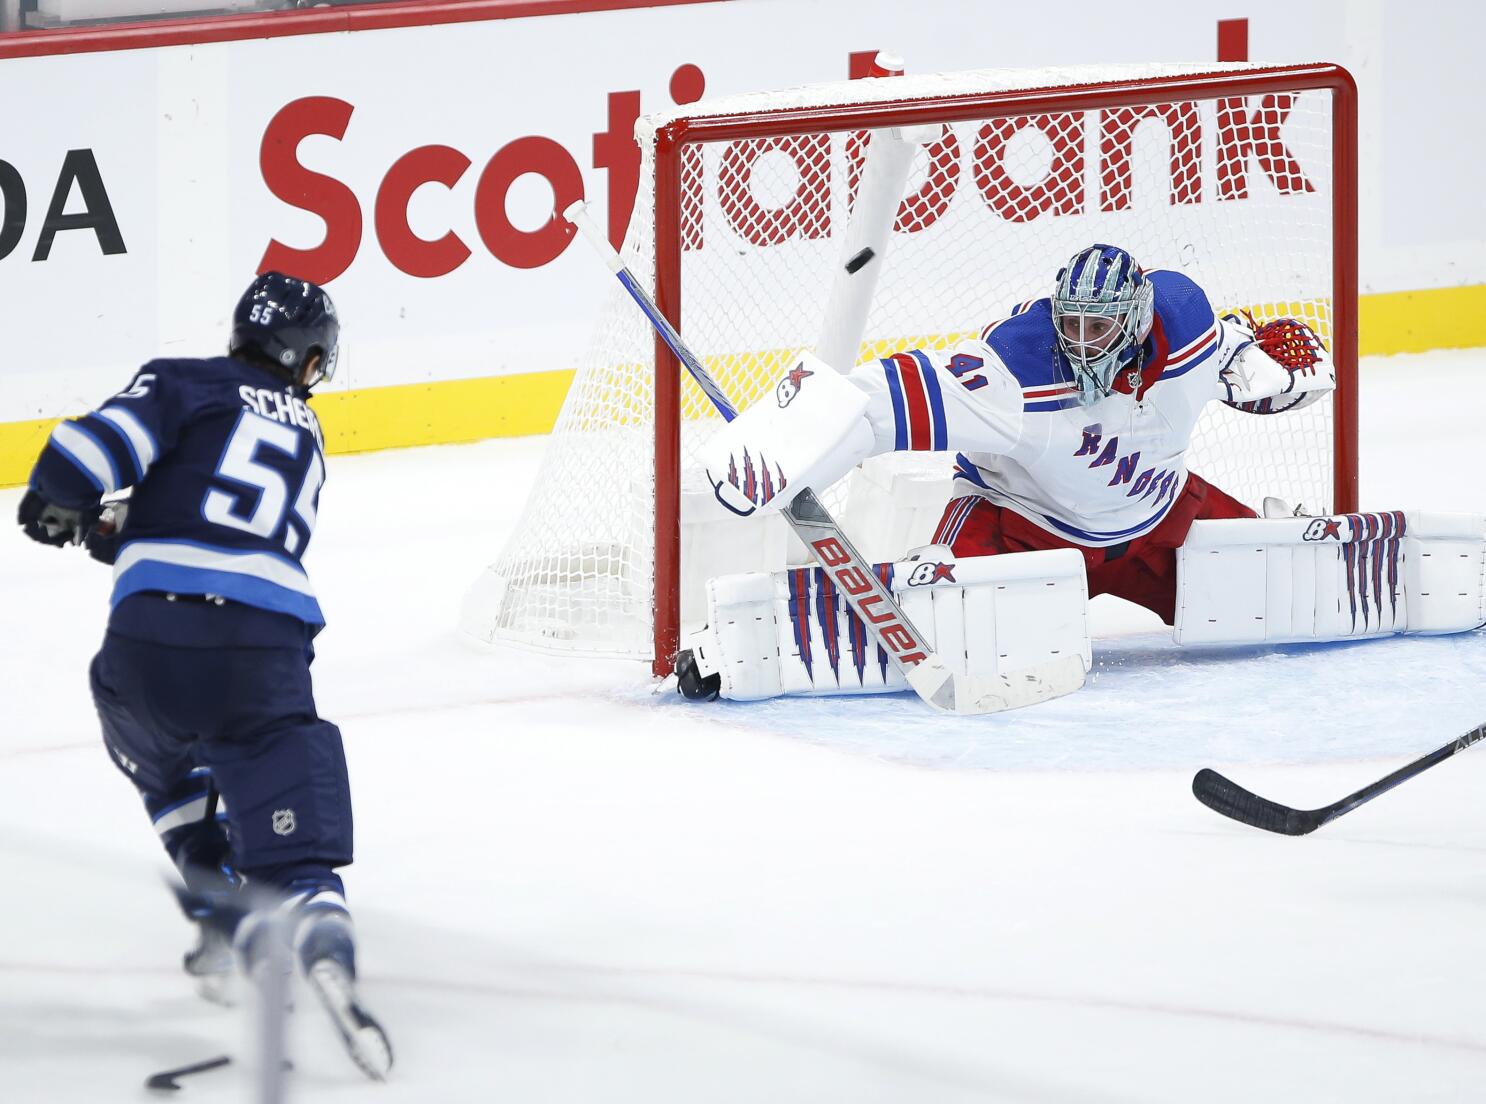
[184,946,241,1007]
[192,970,241,1007]
[305,960,393,1081]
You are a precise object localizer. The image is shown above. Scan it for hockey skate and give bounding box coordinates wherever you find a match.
[171,883,246,1006]
[294,907,394,1081]
[224,884,393,1080]
[1262,496,1312,518]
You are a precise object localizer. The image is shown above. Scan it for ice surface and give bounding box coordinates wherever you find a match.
[1,349,1484,1102]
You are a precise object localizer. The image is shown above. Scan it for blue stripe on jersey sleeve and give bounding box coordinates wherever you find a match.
[881,358,908,451]
[911,351,948,450]
[1159,342,1217,380]
[1024,398,1081,412]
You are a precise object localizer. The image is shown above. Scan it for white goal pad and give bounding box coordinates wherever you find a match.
[685,548,1090,701]
[1175,511,1486,646]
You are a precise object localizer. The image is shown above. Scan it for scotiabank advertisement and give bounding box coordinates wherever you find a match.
[0,0,1477,452]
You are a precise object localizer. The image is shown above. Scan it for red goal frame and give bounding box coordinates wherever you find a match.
[646,63,1359,676]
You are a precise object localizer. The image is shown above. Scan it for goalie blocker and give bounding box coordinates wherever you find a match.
[678,547,1091,702]
[1175,511,1486,645]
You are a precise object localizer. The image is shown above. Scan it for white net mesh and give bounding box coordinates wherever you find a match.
[473,63,1350,665]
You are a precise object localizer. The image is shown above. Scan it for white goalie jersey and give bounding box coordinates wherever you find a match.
[842,269,1327,547]
[703,270,1332,539]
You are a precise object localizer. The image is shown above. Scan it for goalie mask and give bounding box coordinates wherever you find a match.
[1052,244,1154,405]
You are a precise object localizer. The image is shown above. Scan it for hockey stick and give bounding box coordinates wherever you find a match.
[1192,721,1486,835]
[145,1054,233,1091]
[563,200,1084,715]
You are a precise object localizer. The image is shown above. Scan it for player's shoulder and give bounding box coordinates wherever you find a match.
[117,357,281,422]
[974,299,1077,408]
[978,299,1056,383]
[142,355,277,392]
[1146,269,1217,348]
[128,355,237,384]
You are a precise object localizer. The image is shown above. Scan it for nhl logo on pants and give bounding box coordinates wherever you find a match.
[272,809,298,836]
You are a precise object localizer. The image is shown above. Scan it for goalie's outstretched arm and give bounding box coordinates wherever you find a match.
[702,339,1026,518]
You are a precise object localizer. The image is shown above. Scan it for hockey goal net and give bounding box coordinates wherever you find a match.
[466,61,1357,676]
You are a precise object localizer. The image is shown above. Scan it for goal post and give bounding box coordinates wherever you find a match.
[465,61,1358,678]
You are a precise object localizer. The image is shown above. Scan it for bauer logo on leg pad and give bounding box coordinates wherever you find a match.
[810,536,929,666]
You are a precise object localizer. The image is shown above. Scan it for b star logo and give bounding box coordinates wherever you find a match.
[776,365,815,408]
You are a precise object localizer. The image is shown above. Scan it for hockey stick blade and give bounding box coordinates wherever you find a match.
[907,653,1086,716]
[1191,768,1327,835]
[145,1054,232,1091]
[1193,721,1486,836]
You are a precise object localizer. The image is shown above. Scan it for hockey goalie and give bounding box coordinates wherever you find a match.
[677,243,1486,703]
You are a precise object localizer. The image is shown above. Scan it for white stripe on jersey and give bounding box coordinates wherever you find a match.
[1164,324,1218,369]
[152,794,212,836]
[114,540,316,596]
[96,405,158,476]
[1023,383,1078,400]
[50,422,119,493]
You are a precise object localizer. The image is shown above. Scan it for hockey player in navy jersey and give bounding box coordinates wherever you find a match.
[18,272,391,1079]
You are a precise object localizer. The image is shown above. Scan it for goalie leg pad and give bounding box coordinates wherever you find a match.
[1174,511,1486,645]
[683,549,1090,701]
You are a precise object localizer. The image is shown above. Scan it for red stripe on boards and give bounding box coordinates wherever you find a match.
[0,0,729,60]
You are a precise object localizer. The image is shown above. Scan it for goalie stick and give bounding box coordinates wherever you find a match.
[563,200,1084,715]
[1192,721,1486,835]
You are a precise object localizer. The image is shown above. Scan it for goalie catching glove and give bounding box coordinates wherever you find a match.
[677,547,1090,703]
[1218,312,1335,413]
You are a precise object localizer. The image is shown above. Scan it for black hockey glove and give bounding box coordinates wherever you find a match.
[85,501,130,565]
[17,489,101,548]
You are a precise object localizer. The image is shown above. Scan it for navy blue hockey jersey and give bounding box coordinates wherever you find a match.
[29,357,327,625]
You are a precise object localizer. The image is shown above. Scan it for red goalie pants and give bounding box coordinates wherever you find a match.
[931,474,1256,625]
